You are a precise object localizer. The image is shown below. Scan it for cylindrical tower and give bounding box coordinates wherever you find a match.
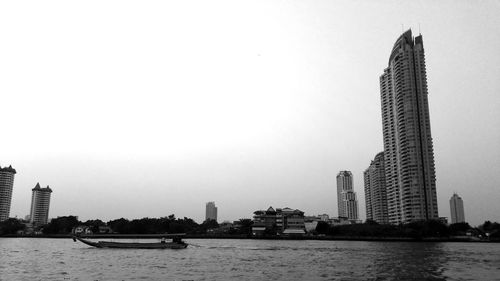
[0,165,17,221]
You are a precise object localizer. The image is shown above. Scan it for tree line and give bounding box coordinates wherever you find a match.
[0,215,253,236]
[314,220,500,240]
[1,216,499,240]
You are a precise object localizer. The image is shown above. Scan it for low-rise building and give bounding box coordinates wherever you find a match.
[318,214,330,222]
[98,226,113,234]
[72,225,92,235]
[207,221,234,234]
[304,217,318,233]
[252,206,305,236]
[303,215,333,233]
[328,217,352,226]
[252,207,277,235]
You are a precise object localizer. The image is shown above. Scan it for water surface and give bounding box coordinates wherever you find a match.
[1,238,499,280]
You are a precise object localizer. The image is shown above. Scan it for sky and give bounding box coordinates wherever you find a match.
[1,1,499,226]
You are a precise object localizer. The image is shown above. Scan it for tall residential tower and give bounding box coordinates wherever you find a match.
[0,165,17,221]
[449,193,465,224]
[364,152,389,224]
[380,30,438,224]
[205,201,217,222]
[336,171,358,220]
[29,183,53,226]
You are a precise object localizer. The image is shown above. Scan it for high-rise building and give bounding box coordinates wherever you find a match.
[205,201,217,222]
[29,183,53,226]
[336,171,358,220]
[364,152,389,224]
[379,30,438,224]
[450,193,465,224]
[0,165,17,221]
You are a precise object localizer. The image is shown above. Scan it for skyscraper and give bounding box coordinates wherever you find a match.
[380,30,438,224]
[336,171,358,220]
[450,193,465,224]
[29,183,53,226]
[0,165,17,222]
[205,201,217,222]
[364,152,389,224]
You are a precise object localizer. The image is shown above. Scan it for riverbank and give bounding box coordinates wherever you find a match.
[1,233,498,242]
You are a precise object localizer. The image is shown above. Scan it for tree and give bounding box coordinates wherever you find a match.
[0,218,26,235]
[479,221,500,240]
[168,221,185,234]
[480,221,500,232]
[198,219,219,234]
[315,221,330,235]
[43,216,80,234]
[404,220,449,238]
[238,219,253,235]
[107,218,131,234]
[84,219,106,233]
[179,217,198,234]
[449,222,471,235]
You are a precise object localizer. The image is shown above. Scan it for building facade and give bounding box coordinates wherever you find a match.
[336,171,358,220]
[379,30,438,224]
[364,152,389,224]
[0,165,16,221]
[205,201,217,222]
[29,183,53,226]
[251,206,305,236]
[450,193,465,224]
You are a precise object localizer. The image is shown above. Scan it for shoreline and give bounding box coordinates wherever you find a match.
[1,234,498,243]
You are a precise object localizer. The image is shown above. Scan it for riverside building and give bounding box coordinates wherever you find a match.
[450,193,465,224]
[336,171,359,220]
[364,152,389,224]
[29,183,53,226]
[205,201,217,222]
[379,30,438,224]
[251,206,305,236]
[0,165,16,221]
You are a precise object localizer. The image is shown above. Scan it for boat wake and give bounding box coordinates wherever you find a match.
[186,243,204,248]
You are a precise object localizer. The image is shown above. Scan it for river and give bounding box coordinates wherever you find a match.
[0,238,499,280]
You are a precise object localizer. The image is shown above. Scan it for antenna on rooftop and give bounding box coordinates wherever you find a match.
[419,23,421,35]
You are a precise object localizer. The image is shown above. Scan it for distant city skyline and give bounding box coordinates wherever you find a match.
[1,2,499,225]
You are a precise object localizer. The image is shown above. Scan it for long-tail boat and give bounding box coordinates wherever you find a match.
[72,234,188,249]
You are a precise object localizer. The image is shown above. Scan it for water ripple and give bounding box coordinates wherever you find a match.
[1,238,499,280]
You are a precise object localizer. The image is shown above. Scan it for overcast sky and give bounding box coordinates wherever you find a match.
[1,1,499,226]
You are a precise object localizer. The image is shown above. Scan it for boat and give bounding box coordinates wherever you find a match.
[72,235,188,249]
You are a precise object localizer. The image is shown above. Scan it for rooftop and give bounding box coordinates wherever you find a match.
[0,165,17,174]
